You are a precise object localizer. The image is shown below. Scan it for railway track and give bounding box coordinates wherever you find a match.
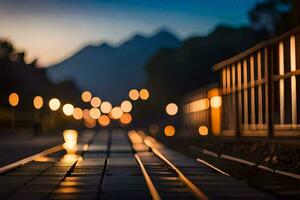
[0,129,275,200]
[129,131,274,200]
[189,145,300,199]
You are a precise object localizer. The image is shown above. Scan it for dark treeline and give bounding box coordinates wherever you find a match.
[132,0,300,127]
[0,41,82,129]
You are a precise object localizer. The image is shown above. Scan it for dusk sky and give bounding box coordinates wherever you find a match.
[0,0,260,67]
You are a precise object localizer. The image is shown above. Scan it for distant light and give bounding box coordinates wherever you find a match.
[120,113,132,124]
[199,126,208,136]
[110,106,123,119]
[73,107,83,120]
[62,103,74,116]
[49,98,61,111]
[81,91,92,102]
[84,118,96,128]
[90,97,101,108]
[89,108,101,119]
[129,89,139,101]
[63,129,78,152]
[166,103,178,116]
[98,115,110,127]
[121,100,132,113]
[164,125,175,137]
[33,96,43,109]
[210,96,222,108]
[100,101,112,113]
[83,109,91,120]
[8,92,19,107]
[149,124,160,134]
[139,89,149,100]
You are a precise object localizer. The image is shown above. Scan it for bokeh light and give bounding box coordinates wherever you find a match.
[164,125,175,137]
[110,106,123,119]
[120,113,132,124]
[210,96,222,108]
[89,108,101,119]
[166,103,178,116]
[33,96,43,109]
[84,118,96,128]
[199,126,208,136]
[121,100,132,113]
[100,101,112,114]
[90,97,101,107]
[83,109,91,120]
[81,91,92,102]
[129,89,139,101]
[139,89,149,100]
[63,129,78,152]
[98,115,110,127]
[73,107,83,120]
[63,103,74,116]
[49,98,61,111]
[149,124,160,134]
[8,92,19,107]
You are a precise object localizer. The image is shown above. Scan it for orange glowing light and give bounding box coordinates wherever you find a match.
[98,115,110,127]
[90,97,101,107]
[84,118,96,128]
[139,89,149,100]
[81,91,92,102]
[100,101,112,114]
[72,107,83,120]
[8,92,19,107]
[121,100,132,113]
[49,98,61,111]
[110,106,123,119]
[164,125,175,137]
[199,126,208,136]
[33,96,43,109]
[62,103,74,116]
[210,96,222,108]
[89,108,101,119]
[82,109,91,120]
[63,129,78,152]
[129,89,139,101]
[120,113,132,124]
[166,103,178,116]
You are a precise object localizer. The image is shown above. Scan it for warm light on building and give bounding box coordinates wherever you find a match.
[166,103,178,116]
[198,126,208,136]
[8,92,19,107]
[110,106,123,119]
[129,89,139,101]
[49,98,61,111]
[139,89,149,100]
[63,129,78,152]
[120,113,132,124]
[100,101,112,114]
[188,98,210,113]
[33,96,43,109]
[72,107,83,120]
[81,91,92,102]
[62,103,74,116]
[98,115,110,127]
[90,97,101,108]
[89,108,101,119]
[210,96,222,108]
[121,100,132,113]
[164,125,175,137]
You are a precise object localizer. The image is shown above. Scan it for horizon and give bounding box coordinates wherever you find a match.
[0,0,260,67]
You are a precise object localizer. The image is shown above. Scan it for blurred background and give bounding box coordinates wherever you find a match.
[0,0,299,134]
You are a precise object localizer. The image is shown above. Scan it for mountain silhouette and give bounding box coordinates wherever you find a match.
[46,29,181,103]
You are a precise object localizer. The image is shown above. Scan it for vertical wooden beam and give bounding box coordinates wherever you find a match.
[267,46,274,137]
[257,51,263,127]
[290,35,297,127]
[279,42,285,125]
[237,62,242,136]
[243,59,249,130]
[250,55,256,129]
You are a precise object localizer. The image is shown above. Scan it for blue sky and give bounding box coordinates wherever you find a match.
[0,0,261,66]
